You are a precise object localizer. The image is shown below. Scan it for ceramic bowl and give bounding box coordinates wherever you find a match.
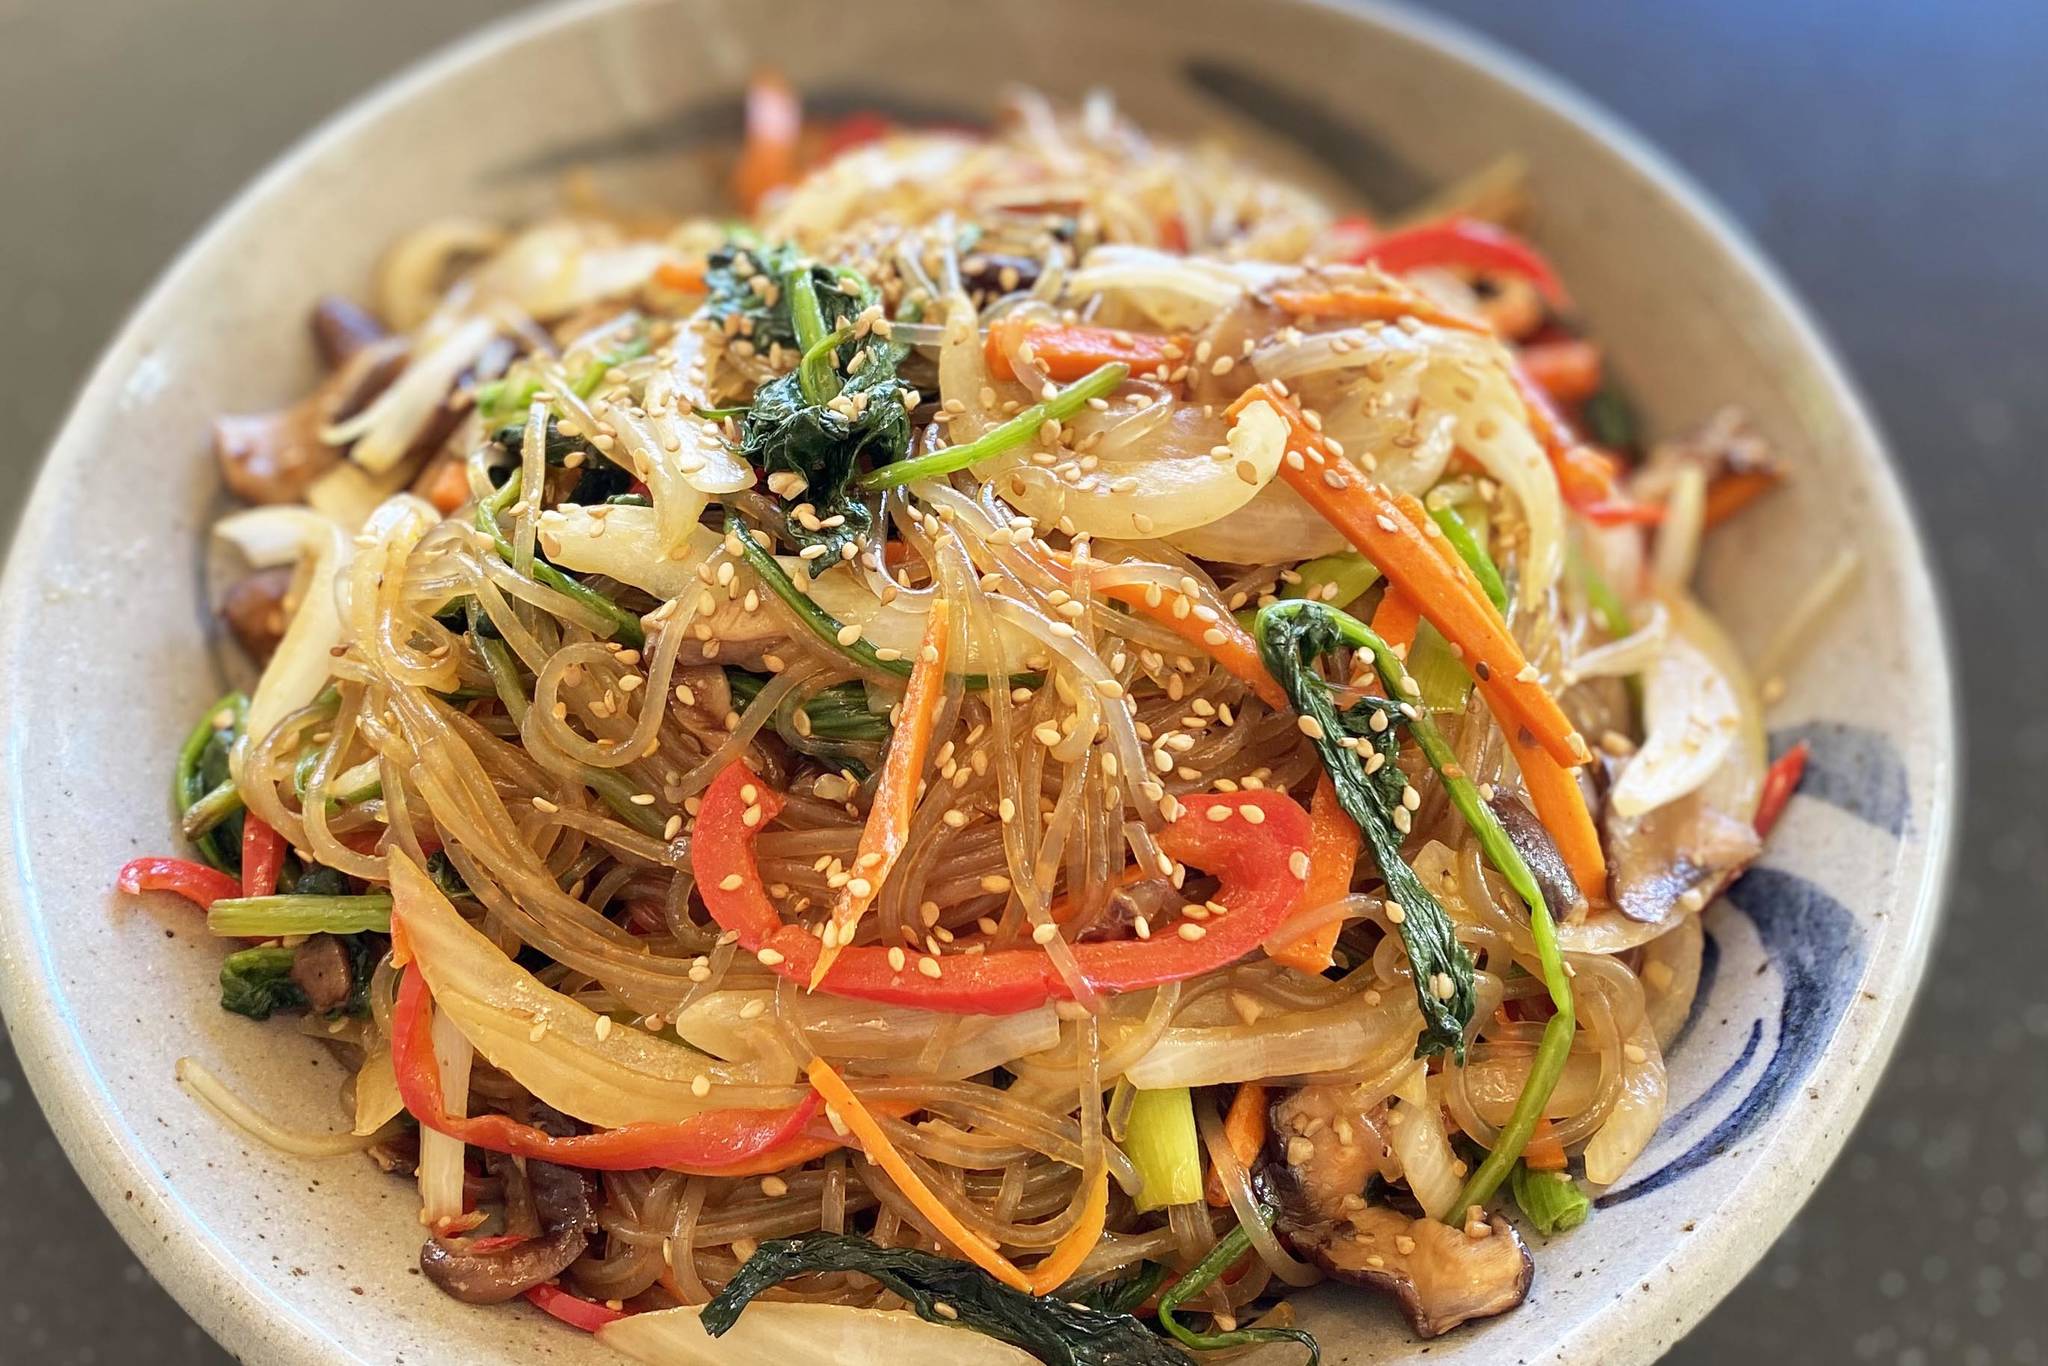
[0,1,1954,1361]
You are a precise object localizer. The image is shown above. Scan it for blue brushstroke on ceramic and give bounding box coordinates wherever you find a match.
[1663,1017,1762,1135]
[1770,721,1908,835]
[1598,868,1863,1208]
[1666,920,1722,1057]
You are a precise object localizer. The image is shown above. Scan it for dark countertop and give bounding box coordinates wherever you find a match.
[1,2,2040,1361]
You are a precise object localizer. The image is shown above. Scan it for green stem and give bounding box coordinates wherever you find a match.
[1157,1206,1319,1363]
[1426,499,1508,612]
[207,894,393,937]
[1511,1161,1591,1235]
[181,778,246,842]
[861,362,1129,490]
[476,472,644,646]
[783,267,839,405]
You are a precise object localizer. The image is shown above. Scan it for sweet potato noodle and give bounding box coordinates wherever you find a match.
[131,80,1821,1363]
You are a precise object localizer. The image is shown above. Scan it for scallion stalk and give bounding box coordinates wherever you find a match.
[475,472,644,646]
[1157,1205,1319,1363]
[1123,1087,1203,1212]
[1511,1161,1592,1235]
[861,362,1130,490]
[206,894,393,937]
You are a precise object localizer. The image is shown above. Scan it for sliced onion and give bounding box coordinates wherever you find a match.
[1651,461,1708,590]
[1065,244,1295,331]
[985,396,1280,540]
[470,221,667,320]
[352,1046,403,1136]
[1563,602,1668,684]
[1386,1065,1462,1221]
[1641,914,1705,1052]
[390,853,793,1128]
[419,1005,473,1226]
[1608,590,1753,820]
[1125,988,1419,1088]
[1166,476,1348,562]
[763,135,982,244]
[214,505,350,741]
[1584,1013,1667,1185]
[599,1303,1036,1366]
[373,217,506,329]
[537,503,722,600]
[306,457,419,533]
[676,989,1060,1083]
[324,314,497,473]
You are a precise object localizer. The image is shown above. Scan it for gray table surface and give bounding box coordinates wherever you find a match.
[1,2,2041,1361]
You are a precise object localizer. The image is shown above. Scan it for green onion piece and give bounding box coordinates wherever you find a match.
[176,691,248,872]
[476,471,644,646]
[1426,499,1508,613]
[571,332,651,399]
[1511,1162,1592,1235]
[1124,1087,1203,1212]
[862,362,1130,490]
[692,403,750,421]
[206,894,393,937]
[1404,623,1471,715]
[797,323,854,407]
[1085,1261,1169,1316]
[1281,551,1381,609]
[181,778,246,842]
[723,511,1031,692]
[728,671,889,742]
[1157,1207,1320,1364]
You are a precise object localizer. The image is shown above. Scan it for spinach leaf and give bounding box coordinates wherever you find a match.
[1253,599,1477,1060]
[177,693,247,875]
[218,946,304,1020]
[706,1234,1190,1366]
[218,935,379,1021]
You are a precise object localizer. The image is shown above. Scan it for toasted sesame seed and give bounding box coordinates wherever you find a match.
[917,956,943,979]
[691,1074,712,1097]
[594,1016,614,1041]
[1178,922,1206,941]
[1288,850,1311,879]
[1297,715,1327,740]
[756,947,785,966]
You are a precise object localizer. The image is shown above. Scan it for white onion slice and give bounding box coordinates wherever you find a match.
[1584,1013,1667,1185]
[1609,591,1746,819]
[1065,244,1294,331]
[390,852,790,1127]
[1386,1064,1462,1221]
[214,505,351,741]
[1126,988,1419,1088]
[323,314,497,473]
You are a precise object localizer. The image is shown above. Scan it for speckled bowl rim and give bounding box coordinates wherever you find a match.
[0,2,1956,1362]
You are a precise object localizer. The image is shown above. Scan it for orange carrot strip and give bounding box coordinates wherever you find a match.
[731,71,800,214]
[1026,1169,1110,1295]
[1703,468,1781,527]
[1267,285,1489,335]
[812,600,951,986]
[1204,1082,1271,1207]
[1370,588,1423,655]
[654,259,707,294]
[1390,491,1608,897]
[419,457,470,516]
[1516,338,1603,404]
[1522,1115,1568,1172]
[1265,776,1359,976]
[806,1058,1033,1292]
[1043,552,1287,711]
[984,316,1185,383]
[1232,383,1587,767]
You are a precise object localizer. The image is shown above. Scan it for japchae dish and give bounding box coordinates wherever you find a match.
[121,81,1827,1364]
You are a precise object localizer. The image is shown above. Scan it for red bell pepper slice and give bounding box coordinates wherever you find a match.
[1753,741,1811,838]
[523,1282,627,1332]
[389,965,822,1173]
[821,110,893,158]
[240,817,287,898]
[1358,216,1572,309]
[116,857,243,910]
[691,761,1313,1015]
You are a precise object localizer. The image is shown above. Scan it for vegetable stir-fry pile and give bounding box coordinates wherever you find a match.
[122,79,1817,1363]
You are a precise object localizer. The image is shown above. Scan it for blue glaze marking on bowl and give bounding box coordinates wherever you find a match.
[1770,721,1909,836]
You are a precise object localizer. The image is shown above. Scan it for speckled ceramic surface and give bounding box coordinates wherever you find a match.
[0,1,1954,1362]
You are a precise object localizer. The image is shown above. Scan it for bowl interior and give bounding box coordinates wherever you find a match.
[0,2,1952,1363]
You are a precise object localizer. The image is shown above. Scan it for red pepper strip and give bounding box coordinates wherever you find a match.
[694,761,1312,1015]
[1517,338,1603,404]
[240,817,287,898]
[1504,360,1667,527]
[1754,741,1811,838]
[523,1283,627,1333]
[389,966,822,1173]
[821,109,893,158]
[116,857,243,910]
[1358,217,1572,309]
